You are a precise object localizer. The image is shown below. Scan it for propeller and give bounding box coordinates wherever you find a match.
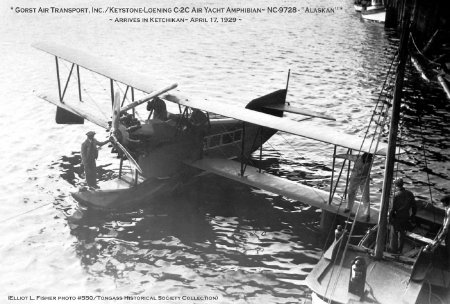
[110,134,143,174]
[110,91,143,174]
[112,91,121,132]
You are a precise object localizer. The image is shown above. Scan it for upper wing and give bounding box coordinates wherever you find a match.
[33,41,169,94]
[170,95,388,155]
[34,41,387,155]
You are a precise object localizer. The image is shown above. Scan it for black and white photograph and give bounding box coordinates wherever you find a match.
[1,0,449,303]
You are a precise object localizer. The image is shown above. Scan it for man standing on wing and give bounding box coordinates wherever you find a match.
[336,152,373,220]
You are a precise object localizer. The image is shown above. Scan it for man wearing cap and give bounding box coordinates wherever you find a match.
[389,178,417,253]
[81,131,109,188]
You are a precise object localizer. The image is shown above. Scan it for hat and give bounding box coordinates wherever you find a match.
[86,131,96,137]
[441,195,450,206]
[394,178,404,187]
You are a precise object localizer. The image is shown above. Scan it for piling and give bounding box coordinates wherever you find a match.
[385,0,450,44]
[320,210,336,247]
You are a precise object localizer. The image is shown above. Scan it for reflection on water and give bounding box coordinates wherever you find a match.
[61,171,321,301]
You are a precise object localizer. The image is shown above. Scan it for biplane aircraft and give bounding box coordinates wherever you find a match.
[34,42,389,224]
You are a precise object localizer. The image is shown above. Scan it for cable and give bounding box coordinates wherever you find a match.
[61,61,110,122]
[418,115,435,208]
[0,202,53,224]
[115,82,143,120]
[323,51,399,300]
[409,33,440,66]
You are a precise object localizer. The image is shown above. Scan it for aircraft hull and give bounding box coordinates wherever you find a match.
[131,118,277,179]
[72,175,181,210]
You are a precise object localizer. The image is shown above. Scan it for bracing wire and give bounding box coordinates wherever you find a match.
[114,82,143,120]
[409,32,440,66]
[323,51,400,300]
[418,115,437,226]
[60,61,110,122]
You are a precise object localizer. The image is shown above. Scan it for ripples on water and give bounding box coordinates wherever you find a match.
[1,0,449,302]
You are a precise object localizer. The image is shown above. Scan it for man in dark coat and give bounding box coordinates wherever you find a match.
[81,131,109,188]
[389,178,417,253]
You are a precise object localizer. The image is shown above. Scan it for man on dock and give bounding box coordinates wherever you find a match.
[81,131,109,189]
[389,178,417,254]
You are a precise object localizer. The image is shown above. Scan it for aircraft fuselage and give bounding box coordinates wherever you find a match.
[124,117,277,179]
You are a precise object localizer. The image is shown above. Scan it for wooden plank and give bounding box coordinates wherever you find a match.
[406,232,435,245]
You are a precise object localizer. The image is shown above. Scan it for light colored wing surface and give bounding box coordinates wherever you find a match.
[188,157,378,225]
[33,41,167,94]
[176,97,388,155]
[34,41,387,155]
[38,93,109,129]
[263,104,336,121]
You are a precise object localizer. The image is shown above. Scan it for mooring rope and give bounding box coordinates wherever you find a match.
[0,202,53,225]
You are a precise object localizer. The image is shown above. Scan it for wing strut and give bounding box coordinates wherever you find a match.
[61,63,75,101]
[328,148,355,204]
[55,57,62,102]
[76,65,82,101]
[110,79,114,107]
[54,56,84,124]
[54,56,82,103]
[240,123,247,176]
[110,92,143,175]
[239,124,265,176]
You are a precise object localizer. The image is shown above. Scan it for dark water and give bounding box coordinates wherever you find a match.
[1,0,449,302]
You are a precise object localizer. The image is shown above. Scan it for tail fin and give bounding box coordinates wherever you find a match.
[245,89,287,117]
[243,89,287,156]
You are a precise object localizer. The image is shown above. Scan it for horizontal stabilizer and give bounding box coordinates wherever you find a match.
[263,104,336,121]
[38,93,109,129]
[187,158,378,224]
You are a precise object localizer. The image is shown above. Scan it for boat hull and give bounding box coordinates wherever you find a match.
[354,5,384,13]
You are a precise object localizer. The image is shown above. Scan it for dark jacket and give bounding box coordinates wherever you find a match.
[81,139,99,166]
[391,187,416,222]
